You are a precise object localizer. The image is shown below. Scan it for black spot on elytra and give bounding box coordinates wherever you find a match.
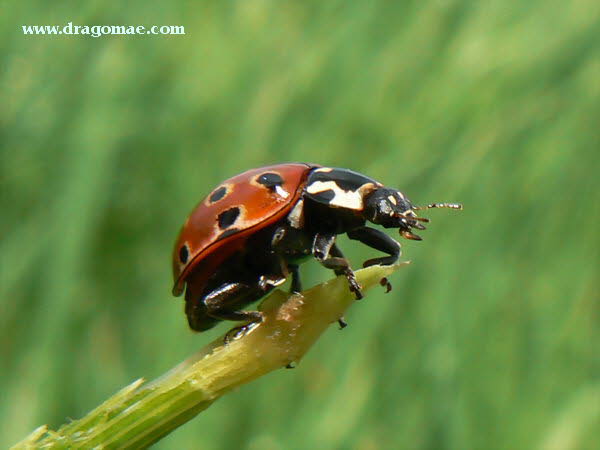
[311,189,336,203]
[209,186,228,203]
[179,245,189,264]
[217,207,240,229]
[256,172,284,190]
[310,168,377,192]
[218,228,239,240]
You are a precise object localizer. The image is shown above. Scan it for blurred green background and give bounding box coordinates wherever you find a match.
[1,1,599,449]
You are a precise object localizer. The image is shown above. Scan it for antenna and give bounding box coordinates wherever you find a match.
[414,203,463,210]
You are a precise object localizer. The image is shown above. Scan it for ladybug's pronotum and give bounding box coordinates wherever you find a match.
[172,163,462,334]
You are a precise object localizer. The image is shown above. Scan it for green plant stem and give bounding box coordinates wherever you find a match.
[13,263,406,449]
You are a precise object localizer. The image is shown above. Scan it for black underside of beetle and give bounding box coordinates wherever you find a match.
[184,195,401,333]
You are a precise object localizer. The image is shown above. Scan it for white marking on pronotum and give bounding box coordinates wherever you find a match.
[288,198,304,228]
[307,180,364,210]
[388,195,397,205]
[314,167,334,173]
[275,185,290,198]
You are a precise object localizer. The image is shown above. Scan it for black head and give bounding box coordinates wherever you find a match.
[363,188,462,240]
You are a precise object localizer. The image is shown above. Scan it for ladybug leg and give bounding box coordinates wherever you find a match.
[325,254,349,328]
[289,264,302,293]
[347,227,401,267]
[203,282,264,329]
[379,277,392,293]
[258,273,286,290]
[290,261,347,328]
[329,243,348,276]
[327,246,364,325]
[312,233,363,300]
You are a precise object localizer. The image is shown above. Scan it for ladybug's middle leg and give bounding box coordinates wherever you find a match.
[312,233,363,300]
[288,264,302,293]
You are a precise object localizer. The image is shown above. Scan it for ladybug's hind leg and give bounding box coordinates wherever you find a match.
[312,233,363,300]
[203,282,264,329]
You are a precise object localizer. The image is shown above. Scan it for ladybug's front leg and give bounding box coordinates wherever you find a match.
[347,226,401,267]
[312,233,363,300]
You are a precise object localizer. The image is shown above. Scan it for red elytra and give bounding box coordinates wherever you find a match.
[172,163,315,296]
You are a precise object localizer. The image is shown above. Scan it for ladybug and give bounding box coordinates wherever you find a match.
[172,163,461,333]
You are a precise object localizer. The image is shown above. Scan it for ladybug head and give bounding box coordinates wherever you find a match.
[363,188,462,240]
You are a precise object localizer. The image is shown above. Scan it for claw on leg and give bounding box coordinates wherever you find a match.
[380,277,392,293]
[312,233,363,299]
[223,320,262,344]
[345,270,363,299]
